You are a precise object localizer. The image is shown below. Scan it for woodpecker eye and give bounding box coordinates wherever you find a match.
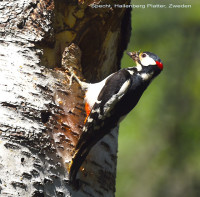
[142,53,146,58]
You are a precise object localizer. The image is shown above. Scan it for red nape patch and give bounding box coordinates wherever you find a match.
[84,102,91,124]
[156,61,163,70]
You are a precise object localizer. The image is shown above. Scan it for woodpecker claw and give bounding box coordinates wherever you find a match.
[68,73,75,87]
[65,68,80,88]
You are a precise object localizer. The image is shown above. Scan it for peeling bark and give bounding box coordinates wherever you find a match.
[0,0,131,196]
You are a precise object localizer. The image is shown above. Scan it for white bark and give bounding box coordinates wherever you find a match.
[0,0,131,196]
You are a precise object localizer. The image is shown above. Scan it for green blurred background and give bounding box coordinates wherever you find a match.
[116,0,200,196]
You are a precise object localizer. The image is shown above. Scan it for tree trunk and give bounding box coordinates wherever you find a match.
[0,1,131,196]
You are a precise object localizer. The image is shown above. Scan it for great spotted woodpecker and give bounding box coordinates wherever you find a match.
[69,51,163,184]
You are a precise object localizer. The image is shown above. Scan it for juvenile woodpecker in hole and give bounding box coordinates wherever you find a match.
[69,51,163,184]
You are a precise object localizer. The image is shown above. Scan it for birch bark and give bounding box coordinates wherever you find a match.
[0,1,131,196]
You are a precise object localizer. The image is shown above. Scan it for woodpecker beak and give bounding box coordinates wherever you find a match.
[127,51,139,62]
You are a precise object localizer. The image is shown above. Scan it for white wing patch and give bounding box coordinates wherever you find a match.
[103,79,131,114]
[117,79,131,99]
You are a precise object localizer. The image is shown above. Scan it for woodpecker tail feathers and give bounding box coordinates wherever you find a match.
[69,139,92,185]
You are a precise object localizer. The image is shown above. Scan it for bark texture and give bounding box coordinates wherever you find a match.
[0,0,131,196]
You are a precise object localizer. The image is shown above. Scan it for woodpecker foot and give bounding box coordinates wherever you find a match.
[65,68,80,88]
[68,72,75,87]
[66,67,88,90]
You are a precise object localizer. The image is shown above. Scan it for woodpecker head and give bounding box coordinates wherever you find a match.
[127,51,163,71]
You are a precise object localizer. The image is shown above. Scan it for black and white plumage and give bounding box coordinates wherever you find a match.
[69,51,163,184]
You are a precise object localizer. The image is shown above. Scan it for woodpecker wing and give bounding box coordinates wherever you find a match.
[69,69,132,183]
[78,69,132,147]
